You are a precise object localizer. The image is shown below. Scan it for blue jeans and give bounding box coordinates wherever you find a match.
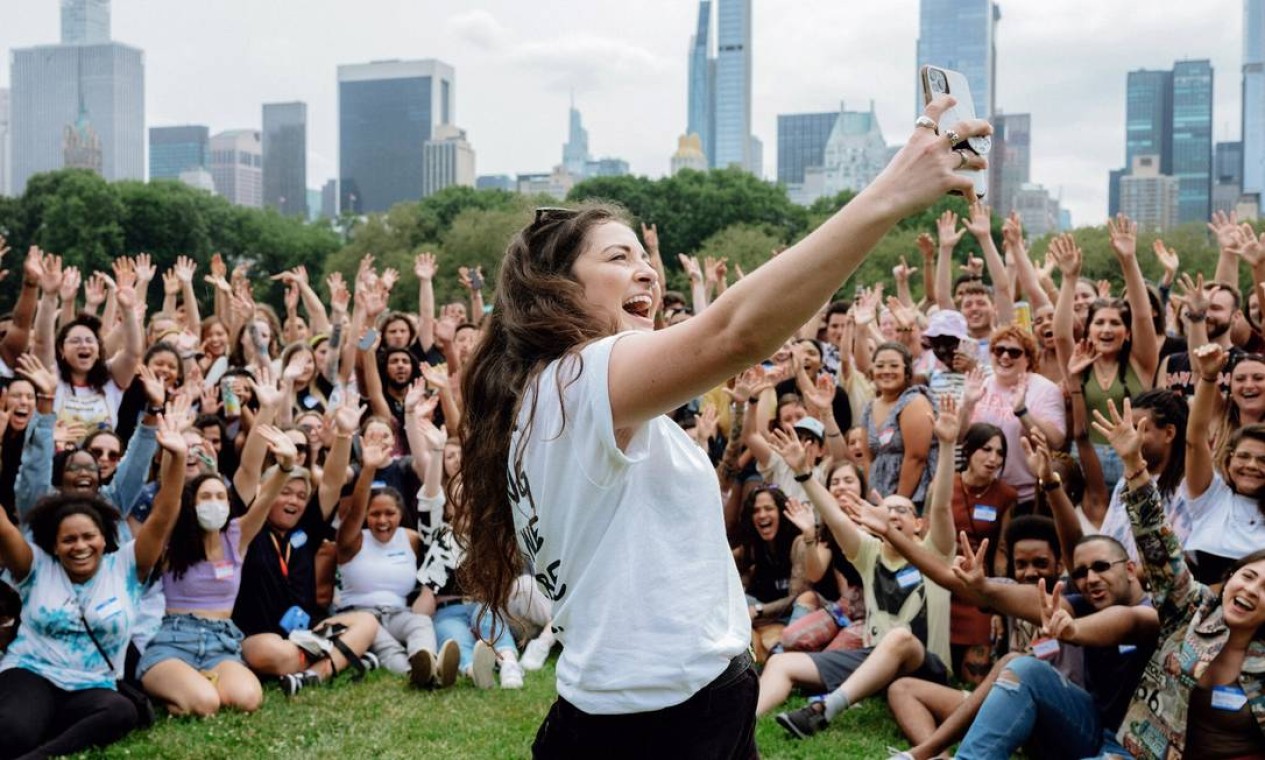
[433,602,516,672]
[956,655,1133,760]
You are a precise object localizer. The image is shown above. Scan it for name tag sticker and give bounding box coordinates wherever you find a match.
[94,596,123,619]
[878,428,895,447]
[213,561,234,580]
[371,480,387,490]
[290,530,308,549]
[1211,685,1248,711]
[1118,644,1137,655]
[386,550,410,563]
[896,567,922,589]
[1031,637,1061,660]
[972,504,997,523]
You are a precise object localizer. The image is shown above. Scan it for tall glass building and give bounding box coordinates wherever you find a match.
[0,89,10,196]
[1126,70,1173,174]
[776,112,837,185]
[916,0,998,119]
[687,0,714,168]
[338,59,454,214]
[263,102,308,217]
[1244,0,1265,199]
[714,0,753,171]
[60,0,110,45]
[149,125,208,181]
[989,112,1030,217]
[1171,60,1213,224]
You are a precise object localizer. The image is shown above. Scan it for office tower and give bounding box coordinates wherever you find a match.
[178,168,215,193]
[988,112,1030,217]
[1108,167,1127,217]
[671,134,708,175]
[149,125,209,181]
[1245,0,1265,199]
[306,189,321,222]
[61,0,110,45]
[1214,140,1244,213]
[777,112,839,185]
[422,124,476,197]
[338,59,455,214]
[585,158,629,178]
[11,0,143,194]
[1012,183,1061,238]
[475,175,514,191]
[687,0,715,168]
[1121,154,1180,231]
[1171,60,1213,224]
[0,89,9,196]
[320,179,338,218]
[818,104,887,195]
[1125,70,1174,173]
[209,129,262,208]
[562,104,590,178]
[916,0,998,118]
[714,0,754,171]
[263,102,308,217]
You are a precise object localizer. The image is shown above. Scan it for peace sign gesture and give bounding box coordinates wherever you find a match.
[1038,578,1076,641]
[951,531,990,593]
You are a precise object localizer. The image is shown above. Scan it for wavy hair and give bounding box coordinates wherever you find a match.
[455,203,629,614]
[56,313,110,390]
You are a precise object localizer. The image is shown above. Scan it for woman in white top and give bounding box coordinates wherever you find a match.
[454,97,989,757]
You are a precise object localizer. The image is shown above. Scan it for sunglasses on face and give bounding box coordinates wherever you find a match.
[88,447,120,462]
[992,346,1025,360]
[1070,558,1126,580]
[64,461,97,473]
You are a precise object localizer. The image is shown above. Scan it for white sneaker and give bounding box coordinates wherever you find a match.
[520,636,553,671]
[500,658,525,689]
[470,640,496,689]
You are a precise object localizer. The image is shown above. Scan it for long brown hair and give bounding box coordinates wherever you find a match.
[454,203,628,613]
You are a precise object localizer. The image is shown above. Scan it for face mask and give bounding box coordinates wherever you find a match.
[196,500,230,532]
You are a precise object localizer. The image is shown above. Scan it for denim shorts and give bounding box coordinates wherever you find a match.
[136,613,245,680]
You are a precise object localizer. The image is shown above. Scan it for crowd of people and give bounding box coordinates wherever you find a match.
[0,108,1262,758]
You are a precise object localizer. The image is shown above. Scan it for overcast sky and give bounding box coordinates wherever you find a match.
[0,0,1245,226]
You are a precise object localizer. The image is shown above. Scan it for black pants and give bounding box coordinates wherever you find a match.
[532,652,759,759]
[0,667,139,760]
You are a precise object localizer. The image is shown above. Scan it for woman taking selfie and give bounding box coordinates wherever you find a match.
[455,96,988,757]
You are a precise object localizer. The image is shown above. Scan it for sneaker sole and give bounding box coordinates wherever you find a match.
[776,712,812,740]
[436,640,459,688]
[471,641,497,689]
[409,650,435,689]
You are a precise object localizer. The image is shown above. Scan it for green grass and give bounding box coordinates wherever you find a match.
[79,659,910,759]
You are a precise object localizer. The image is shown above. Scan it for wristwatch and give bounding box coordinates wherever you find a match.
[1040,472,1063,493]
[754,603,764,616]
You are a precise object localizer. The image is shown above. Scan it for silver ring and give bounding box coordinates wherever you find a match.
[944,128,962,145]
[914,115,938,131]
[955,150,969,170]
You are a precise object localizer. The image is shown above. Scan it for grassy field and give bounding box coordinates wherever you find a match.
[78,658,911,759]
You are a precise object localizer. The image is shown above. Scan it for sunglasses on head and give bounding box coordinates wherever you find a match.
[532,207,576,228]
[1070,558,1126,580]
[991,345,1025,360]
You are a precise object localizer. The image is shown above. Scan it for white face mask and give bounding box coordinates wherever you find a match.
[195,500,230,532]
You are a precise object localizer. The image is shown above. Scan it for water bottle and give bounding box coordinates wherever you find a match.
[827,601,850,628]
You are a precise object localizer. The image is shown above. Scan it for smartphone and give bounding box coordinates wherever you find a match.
[221,377,241,418]
[357,328,378,351]
[469,269,484,290]
[920,65,990,199]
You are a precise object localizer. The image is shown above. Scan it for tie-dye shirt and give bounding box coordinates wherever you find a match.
[0,541,142,691]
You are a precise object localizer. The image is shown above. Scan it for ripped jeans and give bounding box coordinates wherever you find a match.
[955,655,1133,760]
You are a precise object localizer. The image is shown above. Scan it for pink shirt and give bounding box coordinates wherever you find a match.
[969,373,1066,502]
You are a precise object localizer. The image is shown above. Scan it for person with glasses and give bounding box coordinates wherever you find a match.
[763,394,962,739]
[1184,343,1265,585]
[454,97,989,758]
[1091,397,1265,760]
[921,309,979,404]
[959,324,1067,513]
[82,429,124,484]
[0,378,38,520]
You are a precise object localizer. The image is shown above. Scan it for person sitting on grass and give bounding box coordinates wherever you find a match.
[229,380,378,697]
[733,483,810,662]
[757,394,961,739]
[135,424,295,717]
[336,394,456,690]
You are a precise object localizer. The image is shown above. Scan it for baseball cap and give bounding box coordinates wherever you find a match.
[793,417,826,442]
[923,310,971,342]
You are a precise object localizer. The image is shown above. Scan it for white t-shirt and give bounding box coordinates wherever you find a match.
[1096,476,1191,563]
[1183,473,1265,561]
[1,542,143,690]
[757,450,828,504]
[510,334,749,714]
[55,378,124,430]
[850,531,952,668]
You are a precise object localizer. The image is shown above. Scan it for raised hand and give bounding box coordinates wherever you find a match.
[1067,339,1100,376]
[936,210,965,250]
[892,256,918,286]
[1228,222,1265,268]
[154,411,189,456]
[284,284,300,314]
[38,253,64,296]
[725,367,762,404]
[403,376,428,412]
[640,222,660,255]
[59,266,82,302]
[885,296,918,331]
[137,364,168,406]
[1107,213,1137,261]
[1176,272,1209,319]
[844,491,892,538]
[767,425,808,473]
[210,252,227,281]
[783,497,817,535]
[419,361,450,393]
[415,413,446,452]
[1038,578,1076,640]
[960,255,984,277]
[932,393,962,443]
[249,365,284,410]
[1208,209,1241,250]
[677,253,703,284]
[133,253,157,285]
[853,286,879,325]
[257,424,300,469]
[1011,374,1029,415]
[327,272,350,314]
[1047,234,1082,279]
[1090,398,1149,463]
[697,402,720,442]
[962,367,986,407]
[413,252,437,281]
[951,532,990,592]
[1190,341,1228,382]
[161,269,181,297]
[112,257,137,291]
[916,232,936,260]
[333,388,365,436]
[964,201,992,238]
[380,267,400,293]
[801,374,836,414]
[16,353,56,395]
[1151,239,1179,280]
[1019,428,1055,481]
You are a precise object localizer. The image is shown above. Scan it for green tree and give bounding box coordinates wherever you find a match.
[690,223,787,291]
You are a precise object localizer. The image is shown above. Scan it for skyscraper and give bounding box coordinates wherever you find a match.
[776,112,837,185]
[1244,0,1265,200]
[149,125,208,181]
[422,124,475,198]
[210,129,262,208]
[0,89,10,196]
[714,0,754,171]
[916,0,998,119]
[989,112,1031,217]
[60,0,110,45]
[1121,154,1180,232]
[338,59,454,214]
[1126,70,1174,174]
[1215,140,1244,214]
[263,102,308,217]
[10,0,144,194]
[687,1,715,168]
[1171,59,1213,224]
[562,104,590,178]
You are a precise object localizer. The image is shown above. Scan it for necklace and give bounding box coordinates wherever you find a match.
[961,473,992,501]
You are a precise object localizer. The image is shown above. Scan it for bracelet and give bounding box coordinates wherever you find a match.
[748,397,759,405]
[23,280,38,289]
[36,393,54,401]
[1123,465,1148,482]
[279,464,295,473]
[895,327,913,333]
[1185,311,1206,322]
[145,404,164,416]
[1013,406,1028,417]
[334,432,353,440]
[1199,374,1219,383]
[430,448,445,453]
[793,472,812,483]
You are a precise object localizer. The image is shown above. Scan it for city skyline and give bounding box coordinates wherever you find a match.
[0,0,1246,226]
